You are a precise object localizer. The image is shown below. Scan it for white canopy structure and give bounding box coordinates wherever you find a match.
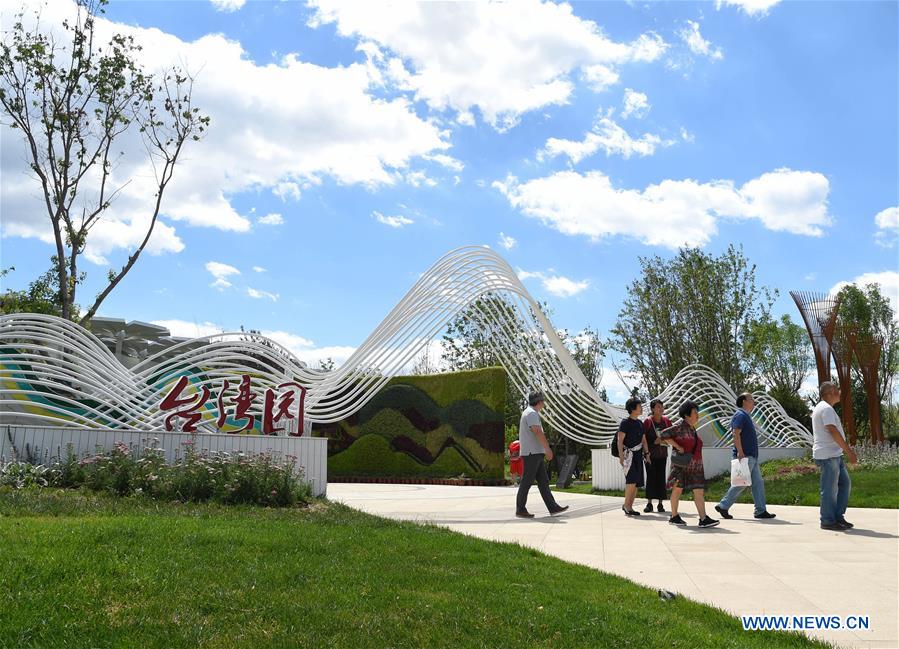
[0,246,811,447]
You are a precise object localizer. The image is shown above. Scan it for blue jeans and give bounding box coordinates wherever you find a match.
[718,455,767,515]
[815,456,851,524]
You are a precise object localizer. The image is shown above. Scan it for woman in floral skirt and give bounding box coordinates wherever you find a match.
[661,400,719,528]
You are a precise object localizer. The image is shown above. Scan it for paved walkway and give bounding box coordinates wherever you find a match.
[328,483,899,649]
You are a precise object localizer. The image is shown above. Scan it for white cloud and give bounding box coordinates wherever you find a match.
[151,319,225,338]
[874,206,899,248]
[581,64,620,92]
[739,168,831,236]
[272,182,301,202]
[405,170,438,188]
[498,232,517,250]
[252,266,267,273]
[206,261,240,279]
[715,0,782,17]
[678,20,723,60]
[542,117,670,163]
[517,269,590,298]
[257,213,284,226]
[1,0,447,261]
[831,271,899,322]
[247,287,279,302]
[543,275,590,298]
[205,261,240,291]
[262,330,356,367]
[210,0,245,12]
[150,319,357,366]
[424,153,465,172]
[494,167,832,249]
[620,89,650,119]
[373,211,414,228]
[309,0,667,130]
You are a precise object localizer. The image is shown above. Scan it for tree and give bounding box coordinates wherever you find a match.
[745,314,813,394]
[834,282,899,434]
[441,294,525,427]
[0,0,209,324]
[317,357,336,372]
[0,263,79,317]
[561,325,605,390]
[441,293,608,475]
[409,343,440,375]
[610,245,775,396]
[768,385,812,430]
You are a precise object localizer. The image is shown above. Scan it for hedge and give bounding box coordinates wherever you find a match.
[316,368,505,480]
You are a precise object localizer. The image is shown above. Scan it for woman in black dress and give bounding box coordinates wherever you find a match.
[642,399,671,513]
[617,396,650,516]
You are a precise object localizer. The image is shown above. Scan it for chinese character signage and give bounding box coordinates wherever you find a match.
[159,374,306,435]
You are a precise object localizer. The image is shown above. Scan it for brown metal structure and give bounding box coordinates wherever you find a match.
[831,324,858,443]
[790,291,841,385]
[854,333,884,443]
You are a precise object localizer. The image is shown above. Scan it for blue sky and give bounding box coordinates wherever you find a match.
[1,0,897,399]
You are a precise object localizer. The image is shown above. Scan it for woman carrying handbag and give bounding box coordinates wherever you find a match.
[660,400,719,528]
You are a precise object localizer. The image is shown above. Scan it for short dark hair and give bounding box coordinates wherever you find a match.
[625,397,643,414]
[678,400,699,420]
[528,391,545,407]
[736,393,754,408]
[649,398,663,410]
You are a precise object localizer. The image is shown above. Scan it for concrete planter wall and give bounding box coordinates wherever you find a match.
[1,425,328,496]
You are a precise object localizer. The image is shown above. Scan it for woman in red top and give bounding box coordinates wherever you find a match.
[642,399,671,513]
[660,400,719,528]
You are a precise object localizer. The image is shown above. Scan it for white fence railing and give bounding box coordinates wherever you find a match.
[1,425,328,496]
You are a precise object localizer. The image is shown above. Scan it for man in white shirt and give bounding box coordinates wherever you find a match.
[515,390,569,518]
[811,382,858,531]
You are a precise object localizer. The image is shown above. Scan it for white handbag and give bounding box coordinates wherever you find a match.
[730,457,752,487]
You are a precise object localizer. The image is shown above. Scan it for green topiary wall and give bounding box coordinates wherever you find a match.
[313,367,506,481]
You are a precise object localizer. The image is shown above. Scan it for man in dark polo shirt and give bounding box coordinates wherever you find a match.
[715,393,776,520]
[515,390,569,518]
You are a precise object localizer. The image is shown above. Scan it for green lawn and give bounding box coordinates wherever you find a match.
[555,459,899,508]
[0,488,826,649]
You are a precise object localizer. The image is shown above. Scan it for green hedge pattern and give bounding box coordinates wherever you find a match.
[314,368,505,480]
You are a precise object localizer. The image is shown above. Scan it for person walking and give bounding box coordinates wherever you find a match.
[661,401,719,528]
[618,397,649,516]
[714,393,776,520]
[515,391,569,518]
[812,382,857,531]
[642,399,671,513]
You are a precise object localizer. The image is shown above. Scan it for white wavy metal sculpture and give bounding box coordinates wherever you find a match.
[0,246,811,447]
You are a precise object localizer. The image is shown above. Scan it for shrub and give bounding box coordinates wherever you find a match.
[0,460,54,489]
[3,440,312,507]
[853,440,899,469]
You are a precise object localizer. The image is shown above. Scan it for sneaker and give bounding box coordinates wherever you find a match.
[515,510,535,519]
[714,505,733,519]
[837,518,854,529]
[754,511,776,519]
[820,521,843,530]
[699,516,720,528]
[668,514,686,526]
[643,503,653,513]
[549,505,569,515]
[657,502,665,513]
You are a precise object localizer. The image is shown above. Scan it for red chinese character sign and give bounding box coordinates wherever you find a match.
[159,375,306,435]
